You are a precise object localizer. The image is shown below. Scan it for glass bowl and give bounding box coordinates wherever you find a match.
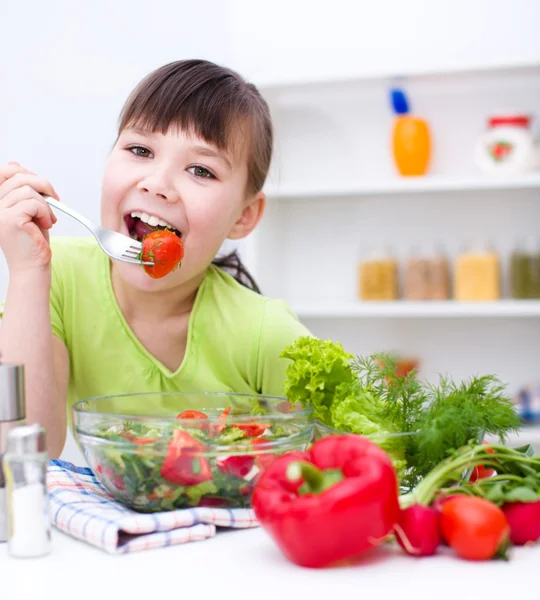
[73,391,314,512]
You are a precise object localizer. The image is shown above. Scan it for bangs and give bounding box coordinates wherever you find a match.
[118,61,253,158]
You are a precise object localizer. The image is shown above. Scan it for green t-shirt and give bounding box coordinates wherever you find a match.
[49,237,310,425]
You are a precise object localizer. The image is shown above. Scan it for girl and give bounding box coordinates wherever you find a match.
[0,59,311,458]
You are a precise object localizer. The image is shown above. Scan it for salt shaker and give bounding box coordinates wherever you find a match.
[3,423,51,558]
[0,363,26,542]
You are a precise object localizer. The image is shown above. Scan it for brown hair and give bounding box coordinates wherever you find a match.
[117,60,273,293]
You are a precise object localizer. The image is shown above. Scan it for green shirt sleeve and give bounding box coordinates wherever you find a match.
[256,299,313,397]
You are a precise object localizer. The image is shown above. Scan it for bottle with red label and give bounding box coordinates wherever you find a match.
[475,111,539,174]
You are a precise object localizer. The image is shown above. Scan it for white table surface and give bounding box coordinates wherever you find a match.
[2,430,534,600]
[2,523,539,600]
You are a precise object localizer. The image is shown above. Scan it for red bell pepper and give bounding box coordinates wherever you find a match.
[160,429,213,486]
[252,434,400,568]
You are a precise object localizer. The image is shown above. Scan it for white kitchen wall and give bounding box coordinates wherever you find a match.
[225,0,540,84]
[0,0,230,298]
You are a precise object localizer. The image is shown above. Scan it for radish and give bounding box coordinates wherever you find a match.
[394,504,441,557]
[432,492,459,513]
[502,500,540,546]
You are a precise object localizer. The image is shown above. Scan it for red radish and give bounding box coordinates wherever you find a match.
[394,504,441,557]
[469,442,496,482]
[502,500,540,545]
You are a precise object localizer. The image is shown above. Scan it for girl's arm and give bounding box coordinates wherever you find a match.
[0,268,69,458]
[0,162,68,457]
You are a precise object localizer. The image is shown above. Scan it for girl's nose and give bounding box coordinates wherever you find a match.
[137,173,179,203]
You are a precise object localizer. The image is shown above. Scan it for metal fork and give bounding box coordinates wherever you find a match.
[42,196,153,265]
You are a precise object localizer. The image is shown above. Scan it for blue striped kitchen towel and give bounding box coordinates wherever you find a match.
[47,460,258,554]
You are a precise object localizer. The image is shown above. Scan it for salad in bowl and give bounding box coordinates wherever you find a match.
[73,391,314,512]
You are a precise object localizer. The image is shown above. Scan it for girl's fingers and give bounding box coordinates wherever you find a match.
[0,163,29,186]
[7,161,37,176]
[0,172,59,203]
[6,190,56,230]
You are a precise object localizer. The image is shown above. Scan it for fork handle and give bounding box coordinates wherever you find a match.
[42,195,98,235]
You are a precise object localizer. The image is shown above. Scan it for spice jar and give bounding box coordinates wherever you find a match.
[454,244,501,302]
[358,247,398,301]
[404,247,450,301]
[429,249,451,300]
[475,111,539,174]
[3,423,51,558]
[510,238,540,299]
[0,362,26,543]
[404,247,431,300]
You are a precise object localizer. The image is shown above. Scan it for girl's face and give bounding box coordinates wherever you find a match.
[101,126,264,291]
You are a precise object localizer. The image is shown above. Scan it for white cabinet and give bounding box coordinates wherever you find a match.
[244,62,540,393]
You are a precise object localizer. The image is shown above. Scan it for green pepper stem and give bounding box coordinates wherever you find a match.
[287,461,323,489]
[286,461,344,494]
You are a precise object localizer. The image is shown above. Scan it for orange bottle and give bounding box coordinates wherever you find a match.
[390,88,432,176]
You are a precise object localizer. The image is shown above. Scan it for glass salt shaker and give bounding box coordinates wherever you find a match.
[3,423,51,558]
[0,363,26,543]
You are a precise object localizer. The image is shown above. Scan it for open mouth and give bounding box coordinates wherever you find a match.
[124,211,183,243]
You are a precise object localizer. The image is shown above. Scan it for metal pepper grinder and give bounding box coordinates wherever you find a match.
[0,363,26,542]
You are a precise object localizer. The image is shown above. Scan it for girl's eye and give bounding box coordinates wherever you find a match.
[188,166,215,179]
[128,146,153,158]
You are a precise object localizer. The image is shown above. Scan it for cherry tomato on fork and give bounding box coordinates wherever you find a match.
[141,229,184,279]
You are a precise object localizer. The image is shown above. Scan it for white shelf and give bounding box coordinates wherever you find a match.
[293,300,540,319]
[265,173,540,201]
[258,60,540,95]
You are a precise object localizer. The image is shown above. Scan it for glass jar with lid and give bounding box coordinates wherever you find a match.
[510,238,540,299]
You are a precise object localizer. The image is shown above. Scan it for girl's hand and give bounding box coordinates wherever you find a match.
[0,162,60,272]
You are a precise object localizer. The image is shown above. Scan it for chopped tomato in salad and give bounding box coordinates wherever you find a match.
[93,406,291,512]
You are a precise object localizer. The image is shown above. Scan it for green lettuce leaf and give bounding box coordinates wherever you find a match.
[215,427,246,445]
[185,480,219,505]
[330,384,407,476]
[280,336,355,426]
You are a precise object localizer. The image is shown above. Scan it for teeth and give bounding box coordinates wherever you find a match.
[130,211,176,230]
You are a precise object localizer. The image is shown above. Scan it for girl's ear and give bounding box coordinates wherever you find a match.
[227,192,266,240]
